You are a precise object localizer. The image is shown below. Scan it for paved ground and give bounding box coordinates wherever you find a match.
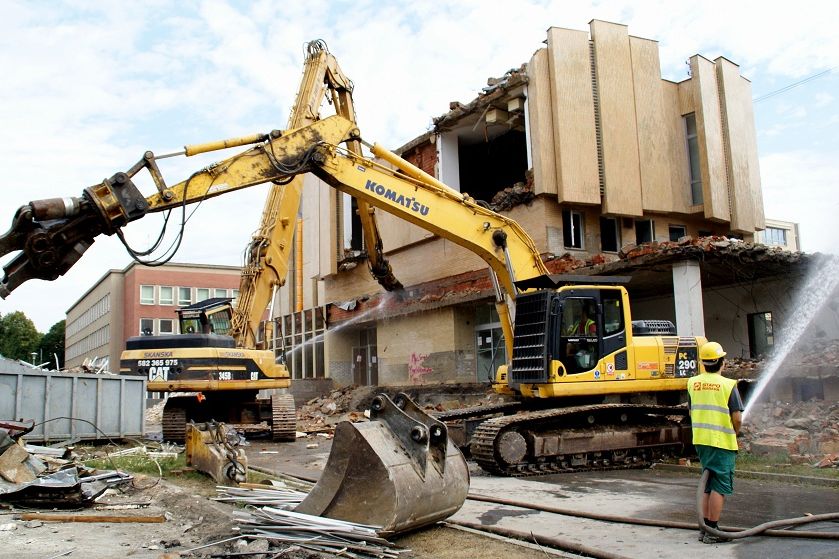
[246,437,839,559]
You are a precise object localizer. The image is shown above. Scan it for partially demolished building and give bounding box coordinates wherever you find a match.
[274,21,819,391]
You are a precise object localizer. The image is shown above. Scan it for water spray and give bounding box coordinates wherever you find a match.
[742,255,839,420]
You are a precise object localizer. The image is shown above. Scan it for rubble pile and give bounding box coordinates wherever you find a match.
[490,181,535,212]
[145,400,165,424]
[297,386,366,433]
[740,400,839,467]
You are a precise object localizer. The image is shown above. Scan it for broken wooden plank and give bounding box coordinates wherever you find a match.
[19,513,165,523]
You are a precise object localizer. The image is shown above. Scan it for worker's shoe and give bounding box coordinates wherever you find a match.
[702,533,731,544]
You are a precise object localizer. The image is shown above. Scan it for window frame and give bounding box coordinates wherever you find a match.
[685,113,703,205]
[140,285,155,305]
[562,209,585,250]
[196,288,210,302]
[214,288,228,299]
[599,217,620,253]
[159,286,174,306]
[178,287,192,306]
[159,318,175,334]
[764,226,787,246]
[635,219,655,245]
[668,224,687,242]
[140,318,154,336]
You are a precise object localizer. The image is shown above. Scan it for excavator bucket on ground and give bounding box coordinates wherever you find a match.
[294,393,469,535]
[185,421,248,486]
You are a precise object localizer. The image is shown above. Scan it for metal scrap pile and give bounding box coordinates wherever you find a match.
[216,484,406,558]
[0,421,132,508]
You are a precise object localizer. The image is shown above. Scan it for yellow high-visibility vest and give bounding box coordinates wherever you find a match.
[688,373,738,451]
[566,318,595,336]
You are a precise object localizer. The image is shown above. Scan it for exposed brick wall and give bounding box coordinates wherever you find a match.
[402,141,437,177]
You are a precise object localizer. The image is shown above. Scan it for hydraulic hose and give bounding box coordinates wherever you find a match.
[696,469,839,540]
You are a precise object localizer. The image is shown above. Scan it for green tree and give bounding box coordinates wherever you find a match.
[38,320,65,368]
[0,311,42,362]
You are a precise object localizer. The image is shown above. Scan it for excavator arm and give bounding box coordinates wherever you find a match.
[0,114,548,355]
[232,40,400,349]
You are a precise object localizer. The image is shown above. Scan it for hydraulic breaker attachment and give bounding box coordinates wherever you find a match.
[294,393,469,535]
[185,421,248,486]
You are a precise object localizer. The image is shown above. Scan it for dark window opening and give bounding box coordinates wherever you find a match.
[457,130,528,204]
[563,210,584,249]
[669,224,687,242]
[600,217,619,252]
[635,219,655,244]
[747,311,774,358]
[349,197,363,251]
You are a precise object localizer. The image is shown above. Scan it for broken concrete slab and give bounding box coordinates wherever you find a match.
[0,443,36,484]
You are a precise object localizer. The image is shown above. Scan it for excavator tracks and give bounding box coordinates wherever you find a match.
[271,394,297,442]
[469,403,689,477]
[162,404,187,443]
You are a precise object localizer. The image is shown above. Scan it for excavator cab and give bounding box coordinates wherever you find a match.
[177,298,234,335]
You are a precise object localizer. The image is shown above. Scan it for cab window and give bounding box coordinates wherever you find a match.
[560,297,599,373]
[602,290,624,336]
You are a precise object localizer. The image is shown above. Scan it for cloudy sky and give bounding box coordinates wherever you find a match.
[1,0,837,331]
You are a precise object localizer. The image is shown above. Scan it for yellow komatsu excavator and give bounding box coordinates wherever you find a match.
[0,44,707,497]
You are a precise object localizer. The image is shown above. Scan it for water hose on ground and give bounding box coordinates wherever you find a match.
[467,492,839,540]
[696,469,839,540]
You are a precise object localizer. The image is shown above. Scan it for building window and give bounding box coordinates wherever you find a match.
[747,312,774,358]
[178,287,192,306]
[232,289,240,303]
[599,217,619,252]
[140,318,154,336]
[196,288,210,302]
[763,227,787,246]
[562,209,584,249]
[159,319,175,334]
[214,288,228,299]
[685,113,703,205]
[159,286,174,305]
[669,225,687,242]
[279,307,327,380]
[140,285,155,305]
[635,219,655,244]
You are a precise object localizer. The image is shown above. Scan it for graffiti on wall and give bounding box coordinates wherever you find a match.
[408,352,433,384]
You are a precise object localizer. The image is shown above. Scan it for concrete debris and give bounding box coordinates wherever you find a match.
[297,386,364,433]
[145,400,165,424]
[490,181,534,212]
[740,401,839,466]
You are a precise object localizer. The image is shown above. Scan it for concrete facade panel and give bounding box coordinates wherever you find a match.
[526,48,558,196]
[691,56,731,222]
[546,27,600,205]
[630,36,674,213]
[591,20,643,217]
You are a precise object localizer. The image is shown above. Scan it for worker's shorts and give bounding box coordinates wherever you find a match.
[696,444,736,496]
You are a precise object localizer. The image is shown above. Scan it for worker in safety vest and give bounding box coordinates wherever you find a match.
[566,306,596,336]
[687,341,744,544]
